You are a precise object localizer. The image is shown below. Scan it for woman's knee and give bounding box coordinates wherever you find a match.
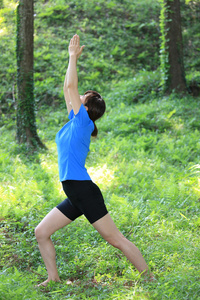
[106,233,127,249]
[35,224,50,241]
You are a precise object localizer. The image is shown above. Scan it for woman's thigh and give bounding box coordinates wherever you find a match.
[35,207,72,238]
[92,213,123,243]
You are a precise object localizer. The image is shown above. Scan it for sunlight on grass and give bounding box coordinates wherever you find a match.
[1,99,200,300]
[171,119,184,132]
[0,26,7,36]
[0,143,62,218]
[190,164,200,197]
[88,163,115,186]
[193,178,200,195]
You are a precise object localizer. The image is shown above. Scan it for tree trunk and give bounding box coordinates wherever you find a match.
[16,0,45,149]
[160,0,187,93]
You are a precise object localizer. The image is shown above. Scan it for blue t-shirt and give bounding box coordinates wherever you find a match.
[55,104,94,181]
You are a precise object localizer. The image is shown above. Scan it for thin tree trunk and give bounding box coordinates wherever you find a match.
[16,0,46,149]
[164,0,187,93]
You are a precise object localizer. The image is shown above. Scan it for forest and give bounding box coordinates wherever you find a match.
[0,0,200,299]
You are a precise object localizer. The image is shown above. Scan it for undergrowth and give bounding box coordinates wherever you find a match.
[1,78,200,298]
[0,0,200,112]
[1,0,200,299]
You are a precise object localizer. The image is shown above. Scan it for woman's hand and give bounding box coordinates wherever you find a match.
[68,34,85,59]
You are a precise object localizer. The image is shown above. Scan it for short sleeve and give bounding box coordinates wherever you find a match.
[68,109,74,120]
[74,104,94,127]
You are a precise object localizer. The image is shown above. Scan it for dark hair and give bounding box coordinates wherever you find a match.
[84,90,106,137]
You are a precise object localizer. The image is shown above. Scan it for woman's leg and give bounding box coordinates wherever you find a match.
[35,207,72,286]
[92,213,150,275]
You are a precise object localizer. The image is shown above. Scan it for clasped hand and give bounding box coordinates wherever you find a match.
[68,34,85,59]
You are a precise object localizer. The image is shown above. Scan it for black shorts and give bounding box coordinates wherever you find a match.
[56,180,108,224]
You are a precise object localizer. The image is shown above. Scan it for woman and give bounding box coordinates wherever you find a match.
[35,34,152,287]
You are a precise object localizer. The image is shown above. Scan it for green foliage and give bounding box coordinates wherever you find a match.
[1,0,200,298]
[108,70,161,106]
[1,80,200,298]
[32,0,161,104]
[159,0,169,89]
[182,1,200,74]
[38,4,70,25]
[0,2,17,113]
[0,268,45,300]
[1,0,200,109]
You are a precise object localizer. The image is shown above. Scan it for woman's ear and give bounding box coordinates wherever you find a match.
[85,106,88,111]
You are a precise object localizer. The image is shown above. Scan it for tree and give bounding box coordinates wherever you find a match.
[16,0,45,148]
[160,0,187,93]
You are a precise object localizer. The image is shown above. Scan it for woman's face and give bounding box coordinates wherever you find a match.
[80,94,90,111]
[80,95,87,104]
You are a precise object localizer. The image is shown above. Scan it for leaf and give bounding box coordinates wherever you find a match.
[111,45,119,56]
[167,109,176,119]
[179,212,189,220]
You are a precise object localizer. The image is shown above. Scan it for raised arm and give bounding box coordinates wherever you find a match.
[63,68,72,114]
[65,34,85,115]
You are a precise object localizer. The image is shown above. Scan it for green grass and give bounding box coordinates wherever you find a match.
[1,80,200,298]
[1,0,200,298]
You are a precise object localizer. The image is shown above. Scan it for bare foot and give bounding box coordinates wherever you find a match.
[35,278,60,288]
[36,279,50,287]
[142,272,156,282]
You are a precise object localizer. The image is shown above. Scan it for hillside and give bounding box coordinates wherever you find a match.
[0,0,200,113]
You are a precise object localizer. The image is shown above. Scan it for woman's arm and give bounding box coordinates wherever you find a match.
[66,34,85,115]
[63,68,72,114]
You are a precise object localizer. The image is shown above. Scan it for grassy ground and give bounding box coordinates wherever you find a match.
[1,80,200,299]
[1,0,200,298]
